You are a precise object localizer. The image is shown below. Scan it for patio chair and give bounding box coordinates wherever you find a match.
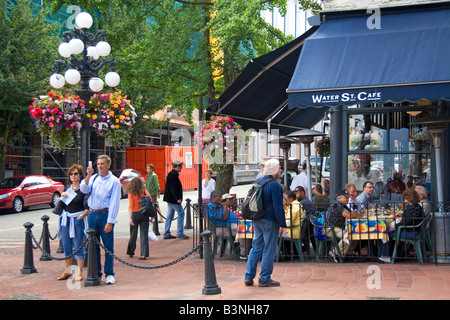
[209,220,238,261]
[391,214,431,265]
[276,222,304,263]
[310,214,344,263]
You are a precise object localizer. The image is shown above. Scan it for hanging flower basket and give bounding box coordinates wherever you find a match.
[86,91,136,148]
[29,91,84,152]
[196,116,246,193]
[315,136,330,157]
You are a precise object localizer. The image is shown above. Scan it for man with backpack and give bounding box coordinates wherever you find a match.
[244,159,287,287]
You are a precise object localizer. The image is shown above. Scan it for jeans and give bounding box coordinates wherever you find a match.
[87,211,115,277]
[59,216,85,260]
[378,230,419,257]
[164,203,185,238]
[245,219,280,282]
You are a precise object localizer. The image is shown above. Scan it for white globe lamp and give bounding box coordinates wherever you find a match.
[58,43,72,58]
[105,72,120,87]
[64,69,81,85]
[96,41,111,57]
[68,38,84,55]
[50,73,65,89]
[87,46,100,60]
[75,12,93,29]
[89,77,104,92]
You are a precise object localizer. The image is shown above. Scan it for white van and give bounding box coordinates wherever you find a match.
[302,156,330,183]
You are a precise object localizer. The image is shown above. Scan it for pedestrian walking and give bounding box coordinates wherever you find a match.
[163,161,188,239]
[244,158,286,287]
[126,177,151,260]
[80,155,121,285]
[145,164,163,223]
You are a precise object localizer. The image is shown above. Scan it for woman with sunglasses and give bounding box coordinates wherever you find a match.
[57,164,89,281]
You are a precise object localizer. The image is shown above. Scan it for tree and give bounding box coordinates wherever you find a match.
[0,0,60,178]
[44,0,322,120]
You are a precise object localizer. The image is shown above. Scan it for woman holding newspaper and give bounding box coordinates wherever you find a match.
[56,164,89,281]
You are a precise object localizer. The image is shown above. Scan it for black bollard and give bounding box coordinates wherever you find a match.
[153,202,160,236]
[40,215,52,261]
[84,228,100,287]
[184,198,192,229]
[57,239,64,254]
[21,222,37,274]
[201,230,221,295]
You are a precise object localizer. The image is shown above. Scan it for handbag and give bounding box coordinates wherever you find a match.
[52,199,65,215]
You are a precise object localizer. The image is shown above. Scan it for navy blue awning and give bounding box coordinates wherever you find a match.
[287,7,450,108]
[210,26,325,136]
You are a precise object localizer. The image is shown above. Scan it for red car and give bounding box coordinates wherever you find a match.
[111,169,145,198]
[0,175,64,213]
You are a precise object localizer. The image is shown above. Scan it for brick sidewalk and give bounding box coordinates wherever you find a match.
[1,230,450,301]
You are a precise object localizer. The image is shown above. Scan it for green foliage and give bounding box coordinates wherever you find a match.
[0,0,61,177]
[43,0,322,124]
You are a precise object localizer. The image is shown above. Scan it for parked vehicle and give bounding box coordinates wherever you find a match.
[111,169,145,198]
[0,175,64,213]
[302,156,330,182]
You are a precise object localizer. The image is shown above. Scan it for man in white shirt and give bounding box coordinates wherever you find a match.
[290,163,309,197]
[81,155,121,285]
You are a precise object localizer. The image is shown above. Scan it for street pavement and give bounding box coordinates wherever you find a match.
[1,184,450,308]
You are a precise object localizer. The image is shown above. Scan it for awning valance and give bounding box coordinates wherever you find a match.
[287,6,450,109]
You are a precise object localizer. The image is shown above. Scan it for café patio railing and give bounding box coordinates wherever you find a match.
[190,199,450,265]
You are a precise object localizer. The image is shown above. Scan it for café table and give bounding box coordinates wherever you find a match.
[343,215,394,261]
[236,219,254,240]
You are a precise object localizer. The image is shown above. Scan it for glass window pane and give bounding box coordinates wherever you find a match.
[349,114,386,151]
[347,153,431,198]
[389,111,431,152]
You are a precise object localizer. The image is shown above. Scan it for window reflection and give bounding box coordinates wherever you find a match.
[347,153,431,197]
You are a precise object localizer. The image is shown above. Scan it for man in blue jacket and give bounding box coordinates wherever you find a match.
[244,159,286,287]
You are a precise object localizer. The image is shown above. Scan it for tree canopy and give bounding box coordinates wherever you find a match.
[45,0,322,123]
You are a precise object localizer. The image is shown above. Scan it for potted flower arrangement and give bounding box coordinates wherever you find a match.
[86,91,136,147]
[29,91,83,152]
[196,116,246,193]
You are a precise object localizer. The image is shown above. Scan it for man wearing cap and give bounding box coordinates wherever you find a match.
[206,191,239,237]
[324,189,357,262]
[163,161,188,239]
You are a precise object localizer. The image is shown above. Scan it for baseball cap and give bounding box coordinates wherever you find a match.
[173,161,183,166]
[336,190,350,197]
[222,193,233,200]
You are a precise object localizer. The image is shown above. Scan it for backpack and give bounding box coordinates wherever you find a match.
[241,177,274,220]
[140,194,156,218]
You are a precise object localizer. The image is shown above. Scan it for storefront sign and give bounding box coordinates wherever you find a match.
[311,91,382,104]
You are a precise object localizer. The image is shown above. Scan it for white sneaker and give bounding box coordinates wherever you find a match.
[379,256,391,263]
[329,250,339,263]
[106,275,115,285]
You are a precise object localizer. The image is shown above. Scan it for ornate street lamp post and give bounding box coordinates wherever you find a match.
[49,12,120,167]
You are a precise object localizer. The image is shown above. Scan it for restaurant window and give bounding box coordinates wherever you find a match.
[346,107,432,194]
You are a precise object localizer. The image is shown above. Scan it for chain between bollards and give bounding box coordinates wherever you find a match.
[22,218,222,295]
